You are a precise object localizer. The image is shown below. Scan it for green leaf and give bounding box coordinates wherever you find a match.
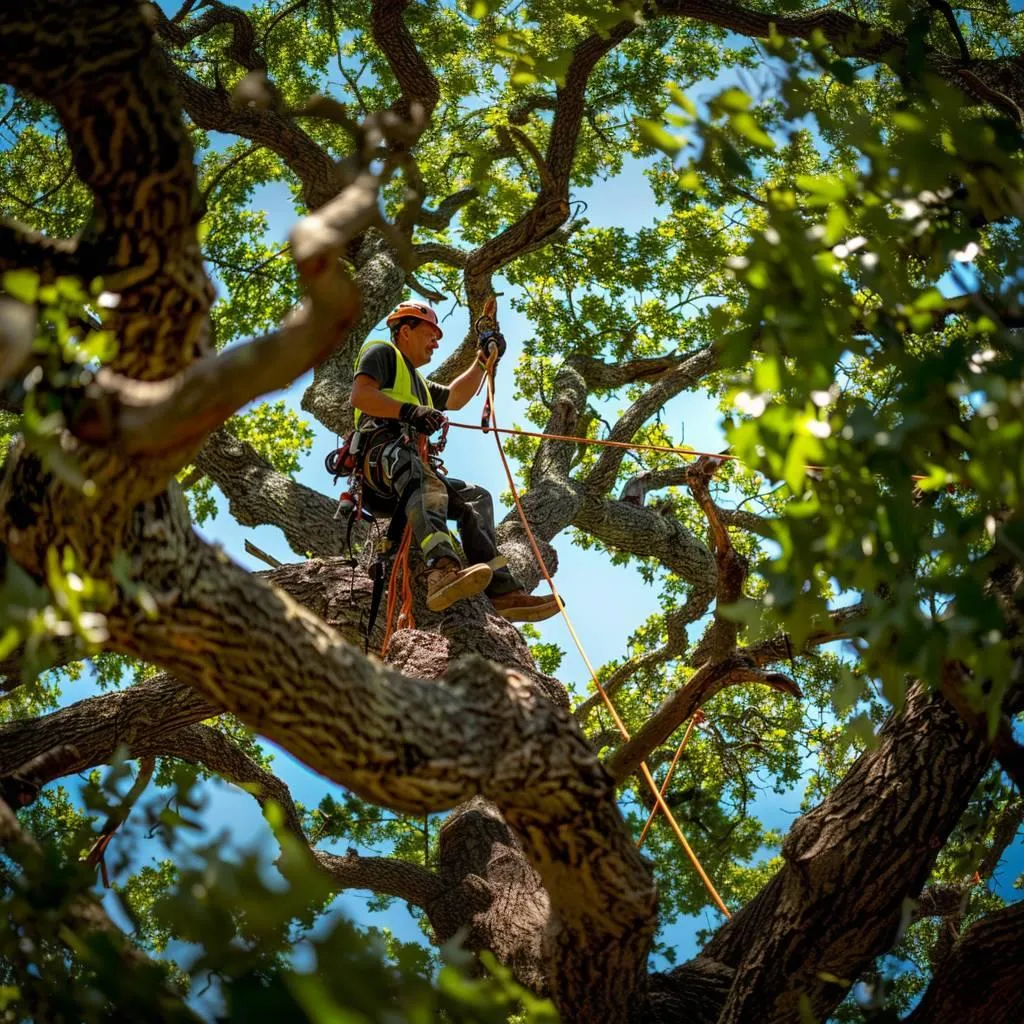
[2,268,39,304]
[635,118,686,156]
[731,112,775,150]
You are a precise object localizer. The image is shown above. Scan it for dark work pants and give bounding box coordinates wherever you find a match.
[383,438,520,595]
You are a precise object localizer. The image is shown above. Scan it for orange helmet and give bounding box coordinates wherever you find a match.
[385,301,442,337]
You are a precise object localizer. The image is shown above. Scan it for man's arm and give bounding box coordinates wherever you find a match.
[350,374,405,419]
[444,359,488,411]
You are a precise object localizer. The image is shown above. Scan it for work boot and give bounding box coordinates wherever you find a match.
[489,590,563,623]
[426,558,493,612]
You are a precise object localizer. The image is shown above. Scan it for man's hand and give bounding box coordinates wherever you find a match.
[477,329,506,360]
[399,403,446,435]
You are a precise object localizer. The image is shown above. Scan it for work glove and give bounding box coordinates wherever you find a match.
[476,329,506,360]
[399,403,446,435]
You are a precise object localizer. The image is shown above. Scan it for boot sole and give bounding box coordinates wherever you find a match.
[426,566,493,612]
[495,601,562,623]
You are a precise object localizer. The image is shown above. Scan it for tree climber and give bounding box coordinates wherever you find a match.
[349,301,562,621]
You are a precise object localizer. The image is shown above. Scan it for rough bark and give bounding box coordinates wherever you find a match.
[3,2,1023,1022]
[692,684,992,1024]
[84,492,657,1021]
[195,429,348,559]
[905,901,1024,1024]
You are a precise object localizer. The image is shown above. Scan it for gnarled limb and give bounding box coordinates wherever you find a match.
[570,348,708,392]
[195,432,346,559]
[370,0,441,124]
[72,266,359,464]
[0,673,216,788]
[412,241,470,269]
[696,684,992,1024]
[417,188,478,231]
[605,655,799,784]
[104,504,656,1023]
[157,0,266,73]
[153,2,346,211]
[314,847,445,911]
[582,346,718,496]
[905,901,1024,1024]
[684,455,748,665]
[1,0,215,381]
[572,489,717,595]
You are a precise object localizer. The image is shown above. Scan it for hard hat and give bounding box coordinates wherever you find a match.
[385,301,442,337]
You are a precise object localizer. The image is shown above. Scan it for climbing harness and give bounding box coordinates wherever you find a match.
[325,420,451,654]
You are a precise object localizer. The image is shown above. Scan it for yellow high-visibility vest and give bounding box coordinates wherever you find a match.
[352,339,434,428]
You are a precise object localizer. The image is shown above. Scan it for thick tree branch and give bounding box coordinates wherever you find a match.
[0,673,216,794]
[1,0,215,381]
[104,505,657,1022]
[313,848,444,911]
[569,348,705,391]
[370,0,441,123]
[572,490,717,597]
[463,19,637,304]
[412,241,470,269]
[697,684,992,1024]
[416,187,478,231]
[194,429,346,559]
[905,901,1024,1024]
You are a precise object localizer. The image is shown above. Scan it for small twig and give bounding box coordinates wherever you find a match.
[244,538,282,568]
[405,273,446,304]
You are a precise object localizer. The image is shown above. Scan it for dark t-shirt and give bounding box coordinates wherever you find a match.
[354,342,449,413]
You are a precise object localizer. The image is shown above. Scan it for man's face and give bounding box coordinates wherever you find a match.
[397,319,442,368]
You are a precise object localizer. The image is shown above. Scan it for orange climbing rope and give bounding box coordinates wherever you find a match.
[447,419,936,484]
[479,355,732,918]
[380,435,430,657]
[380,520,414,657]
[637,709,705,850]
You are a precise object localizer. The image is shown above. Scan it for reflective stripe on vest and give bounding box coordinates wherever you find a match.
[353,339,434,428]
